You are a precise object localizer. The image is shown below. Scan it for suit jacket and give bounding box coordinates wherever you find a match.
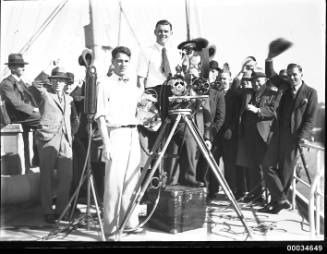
[194,96,212,141]
[236,84,281,168]
[279,82,318,142]
[208,88,225,141]
[220,88,241,135]
[0,75,38,122]
[35,89,79,145]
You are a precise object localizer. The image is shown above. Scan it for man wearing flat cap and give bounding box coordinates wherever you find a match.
[34,66,79,224]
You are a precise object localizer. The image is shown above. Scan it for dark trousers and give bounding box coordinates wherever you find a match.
[222,136,246,196]
[165,123,200,185]
[37,134,72,216]
[263,134,298,202]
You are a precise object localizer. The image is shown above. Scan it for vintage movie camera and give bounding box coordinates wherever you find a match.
[191,77,210,95]
[166,75,208,111]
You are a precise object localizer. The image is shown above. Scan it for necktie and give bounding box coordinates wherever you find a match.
[292,87,297,98]
[161,47,171,77]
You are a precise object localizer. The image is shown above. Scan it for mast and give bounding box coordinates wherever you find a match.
[185,0,191,40]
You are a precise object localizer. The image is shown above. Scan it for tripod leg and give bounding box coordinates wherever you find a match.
[182,115,253,238]
[89,174,106,241]
[117,114,182,238]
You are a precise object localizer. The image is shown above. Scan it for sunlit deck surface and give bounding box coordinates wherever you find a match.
[0,193,324,244]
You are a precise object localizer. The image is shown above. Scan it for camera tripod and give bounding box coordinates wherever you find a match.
[44,121,106,241]
[116,96,253,240]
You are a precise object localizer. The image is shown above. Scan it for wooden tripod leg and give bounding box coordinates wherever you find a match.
[117,114,182,237]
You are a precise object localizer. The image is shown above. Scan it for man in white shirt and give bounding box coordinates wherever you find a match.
[136,19,182,168]
[95,46,142,240]
[137,20,181,90]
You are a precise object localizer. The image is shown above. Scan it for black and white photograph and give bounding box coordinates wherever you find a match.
[0,0,325,249]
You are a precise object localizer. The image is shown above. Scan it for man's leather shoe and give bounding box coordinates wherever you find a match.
[258,201,291,214]
[267,201,292,214]
[257,201,277,213]
[183,180,205,188]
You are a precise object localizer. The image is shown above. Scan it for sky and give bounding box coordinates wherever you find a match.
[1,0,325,102]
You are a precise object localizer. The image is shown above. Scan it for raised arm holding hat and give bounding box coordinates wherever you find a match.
[35,65,80,224]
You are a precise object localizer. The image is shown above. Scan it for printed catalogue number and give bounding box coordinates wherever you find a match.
[287,245,323,252]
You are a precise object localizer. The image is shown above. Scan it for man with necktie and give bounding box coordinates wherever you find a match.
[34,66,80,224]
[136,20,181,168]
[261,63,318,214]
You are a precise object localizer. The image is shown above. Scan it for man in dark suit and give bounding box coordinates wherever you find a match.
[0,53,41,169]
[34,66,79,224]
[215,69,245,199]
[236,70,281,203]
[197,60,225,199]
[261,63,318,213]
[0,53,40,128]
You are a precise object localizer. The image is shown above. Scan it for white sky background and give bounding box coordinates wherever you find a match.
[0,0,325,102]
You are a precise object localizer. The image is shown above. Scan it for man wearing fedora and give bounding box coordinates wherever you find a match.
[34,66,79,224]
[197,60,226,198]
[0,53,40,127]
[0,53,41,170]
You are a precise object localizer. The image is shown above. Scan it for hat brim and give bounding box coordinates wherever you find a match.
[178,37,209,51]
[5,61,29,65]
[178,41,197,50]
[49,75,70,80]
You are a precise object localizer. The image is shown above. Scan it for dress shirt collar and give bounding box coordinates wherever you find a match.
[111,72,130,83]
[11,74,22,82]
[155,42,168,52]
[292,82,302,95]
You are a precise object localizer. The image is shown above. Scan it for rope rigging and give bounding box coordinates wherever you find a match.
[1,0,69,78]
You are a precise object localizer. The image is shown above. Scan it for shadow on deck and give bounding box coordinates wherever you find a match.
[0,193,324,244]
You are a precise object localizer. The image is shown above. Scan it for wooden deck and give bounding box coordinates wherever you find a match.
[0,195,324,245]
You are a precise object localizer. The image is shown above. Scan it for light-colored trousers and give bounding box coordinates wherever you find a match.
[103,127,141,236]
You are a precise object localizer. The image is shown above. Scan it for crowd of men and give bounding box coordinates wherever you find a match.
[0,19,319,240]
